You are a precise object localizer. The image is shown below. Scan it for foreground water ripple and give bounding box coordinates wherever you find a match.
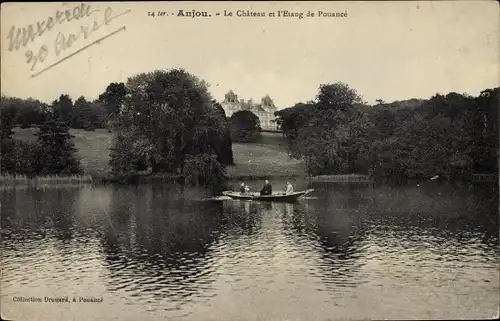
[1,183,498,320]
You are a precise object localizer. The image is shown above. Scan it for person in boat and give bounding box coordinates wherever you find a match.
[239,182,246,193]
[285,181,294,194]
[244,185,250,193]
[260,180,272,195]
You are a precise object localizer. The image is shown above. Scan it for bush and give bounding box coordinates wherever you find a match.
[36,120,83,175]
[0,138,15,174]
[11,140,42,176]
[183,153,226,187]
[1,140,43,176]
[109,131,154,175]
[230,110,261,143]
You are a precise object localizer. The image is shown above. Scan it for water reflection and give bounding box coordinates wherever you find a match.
[276,198,369,292]
[1,187,79,244]
[221,200,263,236]
[98,185,228,311]
[1,182,498,320]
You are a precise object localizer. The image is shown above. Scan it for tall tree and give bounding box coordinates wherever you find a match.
[110,68,231,186]
[316,82,363,113]
[0,95,18,140]
[211,100,234,165]
[53,94,73,123]
[36,119,82,175]
[98,82,127,115]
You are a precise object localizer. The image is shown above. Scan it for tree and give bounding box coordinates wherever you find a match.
[109,129,154,175]
[183,153,226,187]
[36,119,82,175]
[461,88,499,174]
[273,81,498,180]
[0,95,18,139]
[371,107,397,140]
[110,68,232,187]
[10,140,42,176]
[274,102,317,154]
[274,82,365,174]
[212,100,234,165]
[316,82,363,113]
[0,95,18,174]
[89,101,109,129]
[52,94,73,123]
[98,82,127,115]
[9,97,47,128]
[71,96,98,130]
[229,110,261,143]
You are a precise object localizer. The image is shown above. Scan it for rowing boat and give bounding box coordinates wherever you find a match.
[221,189,314,202]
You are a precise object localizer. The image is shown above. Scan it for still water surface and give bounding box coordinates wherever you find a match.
[1,181,498,320]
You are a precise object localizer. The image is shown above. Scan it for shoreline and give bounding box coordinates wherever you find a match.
[1,172,496,188]
[0,172,305,187]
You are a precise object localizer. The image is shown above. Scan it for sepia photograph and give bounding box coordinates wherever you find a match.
[1,1,498,320]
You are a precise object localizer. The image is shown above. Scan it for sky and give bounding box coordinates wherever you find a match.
[1,1,498,108]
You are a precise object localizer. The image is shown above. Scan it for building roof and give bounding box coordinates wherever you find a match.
[224,90,276,108]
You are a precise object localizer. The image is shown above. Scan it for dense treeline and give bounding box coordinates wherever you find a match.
[2,95,103,131]
[275,82,499,181]
[1,81,128,132]
[0,83,127,176]
[2,73,497,185]
[1,69,235,187]
[1,108,83,176]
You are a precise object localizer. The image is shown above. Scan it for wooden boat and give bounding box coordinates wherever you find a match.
[221,189,314,202]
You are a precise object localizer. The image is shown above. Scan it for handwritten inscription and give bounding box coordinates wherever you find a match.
[54,7,129,57]
[6,3,98,52]
[5,3,130,76]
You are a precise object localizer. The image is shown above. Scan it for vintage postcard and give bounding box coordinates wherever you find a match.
[1,1,499,321]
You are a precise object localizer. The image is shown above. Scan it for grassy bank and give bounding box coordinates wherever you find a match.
[10,128,305,182]
[12,127,113,177]
[227,136,306,179]
[0,174,94,185]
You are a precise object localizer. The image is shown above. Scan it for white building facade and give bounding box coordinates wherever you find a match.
[221,90,280,131]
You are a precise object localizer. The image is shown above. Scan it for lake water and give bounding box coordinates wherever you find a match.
[1,180,498,320]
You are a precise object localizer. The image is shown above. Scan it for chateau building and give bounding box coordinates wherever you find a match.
[221,90,279,131]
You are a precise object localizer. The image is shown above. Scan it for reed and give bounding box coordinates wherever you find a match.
[471,174,498,183]
[0,174,94,186]
[309,174,373,183]
[227,174,306,181]
[0,183,94,191]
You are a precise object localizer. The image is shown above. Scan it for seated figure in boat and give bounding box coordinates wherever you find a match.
[285,181,293,194]
[260,180,272,195]
[239,182,246,193]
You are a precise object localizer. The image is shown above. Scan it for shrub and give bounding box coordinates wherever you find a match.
[36,120,83,175]
[0,138,15,174]
[183,153,226,187]
[12,140,42,176]
[230,110,261,143]
[109,131,153,175]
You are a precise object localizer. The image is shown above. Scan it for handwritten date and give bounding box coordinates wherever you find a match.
[7,4,130,74]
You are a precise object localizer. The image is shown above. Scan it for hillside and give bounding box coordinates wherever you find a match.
[12,128,305,179]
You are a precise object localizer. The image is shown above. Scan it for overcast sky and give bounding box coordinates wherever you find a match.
[1,1,498,108]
